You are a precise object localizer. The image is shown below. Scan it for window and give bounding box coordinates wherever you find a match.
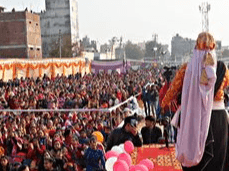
[30,47,33,50]
[36,23,38,26]
[29,21,31,24]
[47,21,50,28]
[37,48,40,51]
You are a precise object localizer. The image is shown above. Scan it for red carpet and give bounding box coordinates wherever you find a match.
[131,144,182,171]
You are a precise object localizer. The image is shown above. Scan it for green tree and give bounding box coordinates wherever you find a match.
[124,41,144,60]
[145,41,162,60]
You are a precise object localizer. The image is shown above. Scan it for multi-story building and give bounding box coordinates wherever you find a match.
[40,0,79,57]
[0,8,42,58]
[0,6,5,13]
[115,47,124,59]
[171,34,195,63]
[100,44,111,54]
[171,34,222,63]
[137,42,146,51]
[81,36,97,52]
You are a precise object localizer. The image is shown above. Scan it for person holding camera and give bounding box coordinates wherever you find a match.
[106,115,142,151]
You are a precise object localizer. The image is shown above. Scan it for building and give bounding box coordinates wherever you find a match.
[171,34,222,63]
[0,6,5,13]
[215,40,222,59]
[115,47,125,59]
[100,43,111,53]
[0,9,42,58]
[40,0,79,57]
[81,36,97,52]
[137,42,146,51]
[171,34,195,63]
[81,36,90,48]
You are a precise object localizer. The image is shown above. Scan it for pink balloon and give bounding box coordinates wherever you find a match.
[105,150,119,160]
[113,160,129,171]
[118,152,132,167]
[124,140,134,154]
[139,159,154,170]
[129,165,136,171]
[135,164,149,171]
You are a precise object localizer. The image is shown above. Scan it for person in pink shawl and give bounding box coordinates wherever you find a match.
[162,32,229,171]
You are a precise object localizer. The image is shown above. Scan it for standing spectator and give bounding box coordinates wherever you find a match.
[142,84,151,116]
[149,84,159,118]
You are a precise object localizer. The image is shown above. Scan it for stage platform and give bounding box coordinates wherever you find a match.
[131,144,182,171]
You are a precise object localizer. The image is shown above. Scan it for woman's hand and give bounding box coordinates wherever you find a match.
[29,143,34,150]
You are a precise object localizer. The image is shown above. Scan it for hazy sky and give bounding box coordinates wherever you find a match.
[2,0,229,51]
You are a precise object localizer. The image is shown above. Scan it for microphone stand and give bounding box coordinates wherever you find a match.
[164,128,169,148]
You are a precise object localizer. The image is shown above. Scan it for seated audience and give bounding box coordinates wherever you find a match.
[141,116,162,144]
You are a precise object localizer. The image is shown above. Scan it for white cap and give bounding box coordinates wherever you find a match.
[124,108,131,112]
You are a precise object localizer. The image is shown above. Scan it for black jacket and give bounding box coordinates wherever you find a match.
[106,127,142,151]
[0,163,13,171]
[141,126,162,144]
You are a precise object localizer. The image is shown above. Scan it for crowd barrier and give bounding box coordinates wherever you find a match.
[0,58,91,81]
[0,93,142,130]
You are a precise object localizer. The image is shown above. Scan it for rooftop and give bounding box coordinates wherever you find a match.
[0,6,5,12]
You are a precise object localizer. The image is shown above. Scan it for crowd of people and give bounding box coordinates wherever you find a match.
[1,32,227,171]
[0,68,169,171]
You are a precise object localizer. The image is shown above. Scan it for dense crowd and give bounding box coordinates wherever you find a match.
[0,68,168,171]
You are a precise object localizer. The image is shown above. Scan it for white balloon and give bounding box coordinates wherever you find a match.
[105,157,118,171]
[111,146,123,154]
[118,144,125,153]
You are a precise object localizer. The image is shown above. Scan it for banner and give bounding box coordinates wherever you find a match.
[91,59,131,74]
[0,58,91,81]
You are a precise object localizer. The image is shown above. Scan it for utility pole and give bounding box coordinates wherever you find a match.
[119,36,123,59]
[199,2,211,32]
[59,29,62,58]
[152,34,158,43]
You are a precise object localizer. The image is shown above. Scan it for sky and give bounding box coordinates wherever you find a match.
[1,0,229,51]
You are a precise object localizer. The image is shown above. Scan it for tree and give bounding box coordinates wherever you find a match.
[124,41,144,60]
[50,37,83,58]
[144,41,162,60]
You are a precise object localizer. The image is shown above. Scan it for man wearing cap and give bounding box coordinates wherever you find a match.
[106,116,142,151]
[141,116,162,144]
[123,107,132,118]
